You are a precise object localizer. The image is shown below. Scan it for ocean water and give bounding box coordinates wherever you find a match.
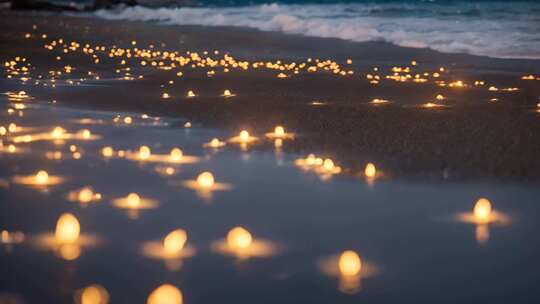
[92,0,540,59]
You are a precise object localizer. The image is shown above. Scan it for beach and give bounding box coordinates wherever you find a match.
[1,5,540,304]
[2,10,540,180]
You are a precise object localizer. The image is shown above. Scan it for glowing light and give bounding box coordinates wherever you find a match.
[323,159,335,171]
[80,285,109,304]
[101,146,114,157]
[364,163,376,178]
[473,198,492,222]
[169,148,183,162]
[163,229,188,255]
[81,129,92,139]
[370,98,389,104]
[147,284,182,304]
[127,192,141,208]
[139,145,151,160]
[162,92,170,99]
[55,213,80,244]
[0,230,25,244]
[186,90,196,98]
[123,116,132,124]
[239,130,250,142]
[184,122,192,128]
[227,226,252,249]
[197,171,215,188]
[275,126,284,136]
[204,137,226,148]
[35,170,49,184]
[436,94,445,101]
[222,89,234,97]
[338,250,362,276]
[51,126,66,139]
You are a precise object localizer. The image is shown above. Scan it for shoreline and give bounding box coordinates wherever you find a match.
[1,11,540,180]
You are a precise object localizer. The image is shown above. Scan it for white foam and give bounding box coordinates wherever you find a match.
[94,2,540,59]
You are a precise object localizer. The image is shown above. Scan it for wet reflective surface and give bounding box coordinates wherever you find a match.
[1,98,540,303]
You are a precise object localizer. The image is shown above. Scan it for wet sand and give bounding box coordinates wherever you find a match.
[1,10,540,180]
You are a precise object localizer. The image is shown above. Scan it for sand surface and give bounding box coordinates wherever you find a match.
[1,10,540,180]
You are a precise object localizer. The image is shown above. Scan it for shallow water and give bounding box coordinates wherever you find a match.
[1,98,539,303]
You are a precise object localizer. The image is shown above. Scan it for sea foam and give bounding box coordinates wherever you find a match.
[95,2,540,59]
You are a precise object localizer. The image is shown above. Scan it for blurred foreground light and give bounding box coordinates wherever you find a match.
[80,284,109,304]
[147,284,182,304]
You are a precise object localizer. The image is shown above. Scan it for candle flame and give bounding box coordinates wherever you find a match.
[197,171,215,188]
[35,170,49,184]
[239,130,250,142]
[139,145,151,160]
[473,198,492,221]
[227,226,252,249]
[55,213,80,244]
[364,163,376,178]
[163,229,187,255]
[127,193,141,207]
[338,250,362,276]
[274,126,285,137]
[169,148,183,162]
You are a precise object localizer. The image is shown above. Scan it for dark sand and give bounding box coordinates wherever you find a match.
[1,10,540,180]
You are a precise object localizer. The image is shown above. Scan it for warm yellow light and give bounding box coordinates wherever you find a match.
[436,94,444,101]
[187,90,196,98]
[223,89,233,97]
[208,138,222,148]
[78,187,94,203]
[127,193,141,207]
[81,129,91,139]
[338,250,362,276]
[227,226,252,249]
[197,171,215,188]
[170,148,183,162]
[162,92,170,99]
[323,159,334,171]
[51,126,66,138]
[365,163,376,178]
[163,229,187,255]
[239,130,250,142]
[139,145,151,160]
[81,285,109,304]
[55,213,80,244]
[123,116,132,124]
[147,284,182,304]
[35,170,49,184]
[473,198,492,221]
[8,123,17,132]
[102,146,114,157]
[274,126,285,137]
